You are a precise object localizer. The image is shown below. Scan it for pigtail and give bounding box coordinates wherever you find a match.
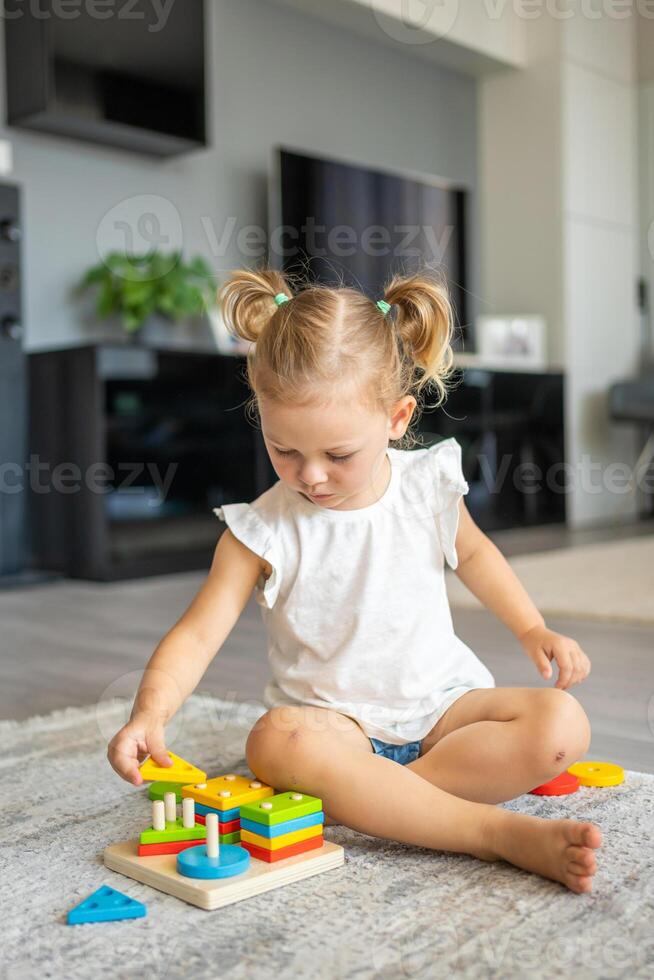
[382,271,457,409]
[219,267,293,344]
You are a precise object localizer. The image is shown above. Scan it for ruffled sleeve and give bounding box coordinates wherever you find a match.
[430,438,469,571]
[214,504,282,609]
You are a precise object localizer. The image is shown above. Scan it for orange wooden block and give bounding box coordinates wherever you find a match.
[241,834,324,864]
[138,837,206,857]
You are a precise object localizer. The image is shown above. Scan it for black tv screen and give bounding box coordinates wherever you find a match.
[271,147,468,338]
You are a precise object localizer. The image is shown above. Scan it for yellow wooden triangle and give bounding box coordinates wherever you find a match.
[139,751,206,784]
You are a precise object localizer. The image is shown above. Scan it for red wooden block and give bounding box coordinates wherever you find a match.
[240,834,324,864]
[138,837,206,857]
[529,771,580,796]
[195,814,240,834]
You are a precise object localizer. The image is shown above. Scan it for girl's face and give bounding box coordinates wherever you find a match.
[259,394,415,510]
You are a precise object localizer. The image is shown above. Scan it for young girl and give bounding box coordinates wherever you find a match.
[108,268,602,894]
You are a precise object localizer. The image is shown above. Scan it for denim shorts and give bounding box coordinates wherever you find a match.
[369,736,422,765]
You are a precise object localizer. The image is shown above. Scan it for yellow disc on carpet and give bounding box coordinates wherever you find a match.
[567,761,624,787]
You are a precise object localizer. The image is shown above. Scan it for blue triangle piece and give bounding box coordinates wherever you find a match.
[67,885,147,925]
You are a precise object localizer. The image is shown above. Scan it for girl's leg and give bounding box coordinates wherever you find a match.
[246,704,602,894]
[407,687,591,805]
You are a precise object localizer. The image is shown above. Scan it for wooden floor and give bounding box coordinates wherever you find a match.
[2,519,653,774]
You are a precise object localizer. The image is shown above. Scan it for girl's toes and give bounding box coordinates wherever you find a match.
[581,823,602,849]
[567,846,596,870]
[566,872,593,894]
[568,860,597,877]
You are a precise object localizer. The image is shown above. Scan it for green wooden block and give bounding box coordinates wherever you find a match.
[140,819,207,845]
[147,781,186,803]
[239,792,322,827]
[219,831,241,845]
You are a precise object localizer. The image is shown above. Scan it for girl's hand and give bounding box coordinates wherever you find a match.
[519,625,591,690]
[107,714,172,786]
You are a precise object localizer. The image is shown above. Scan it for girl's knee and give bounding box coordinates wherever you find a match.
[245,707,317,784]
[528,689,591,770]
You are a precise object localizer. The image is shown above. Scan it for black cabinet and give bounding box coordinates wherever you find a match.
[28,346,566,580]
[4,0,206,157]
[420,367,566,531]
[29,345,273,580]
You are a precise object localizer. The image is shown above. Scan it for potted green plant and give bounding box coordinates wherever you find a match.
[74,250,217,336]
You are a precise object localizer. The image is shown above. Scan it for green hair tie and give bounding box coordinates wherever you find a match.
[376,299,392,316]
[274,292,290,306]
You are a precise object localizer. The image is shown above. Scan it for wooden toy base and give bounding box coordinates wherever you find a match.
[104,839,344,910]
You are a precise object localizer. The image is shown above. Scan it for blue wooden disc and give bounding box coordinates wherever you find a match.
[176,843,250,880]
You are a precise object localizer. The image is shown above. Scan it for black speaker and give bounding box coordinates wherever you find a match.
[0,181,26,578]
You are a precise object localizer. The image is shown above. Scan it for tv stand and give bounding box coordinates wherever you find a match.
[29,344,274,581]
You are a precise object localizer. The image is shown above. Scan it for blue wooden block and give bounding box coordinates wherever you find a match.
[195,802,240,822]
[240,810,324,839]
[67,885,147,925]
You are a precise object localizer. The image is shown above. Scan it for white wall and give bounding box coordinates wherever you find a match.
[479,17,564,365]
[561,19,640,527]
[2,0,478,352]
[479,9,640,528]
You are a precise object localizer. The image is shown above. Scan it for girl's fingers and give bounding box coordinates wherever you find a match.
[533,650,552,678]
[147,733,172,769]
[128,766,144,787]
[108,724,171,784]
[109,743,141,784]
[554,649,573,688]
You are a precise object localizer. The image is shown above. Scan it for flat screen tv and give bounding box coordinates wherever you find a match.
[270,147,469,340]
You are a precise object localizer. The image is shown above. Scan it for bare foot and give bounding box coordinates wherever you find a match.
[479,810,602,894]
[324,813,341,827]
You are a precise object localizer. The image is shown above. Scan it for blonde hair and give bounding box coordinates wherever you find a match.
[219,266,460,449]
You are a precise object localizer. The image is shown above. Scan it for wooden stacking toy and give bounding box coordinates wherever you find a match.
[103,768,344,910]
[182,774,274,844]
[138,792,207,856]
[529,771,580,796]
[239,791,324,863]
[567,760,624,787]
[148,781,186,803]
[530,759,625,795]
[67,885,146,925]
[177,812,250,880]
[138,751,206,784]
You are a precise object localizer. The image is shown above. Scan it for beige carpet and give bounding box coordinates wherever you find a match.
[446,536,654,625]
[2,696,654,979]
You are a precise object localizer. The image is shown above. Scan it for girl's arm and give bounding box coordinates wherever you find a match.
[451,500,591,689]
[107,528,266,785]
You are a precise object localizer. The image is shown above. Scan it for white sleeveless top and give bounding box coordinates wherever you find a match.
[215,438,495,744]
